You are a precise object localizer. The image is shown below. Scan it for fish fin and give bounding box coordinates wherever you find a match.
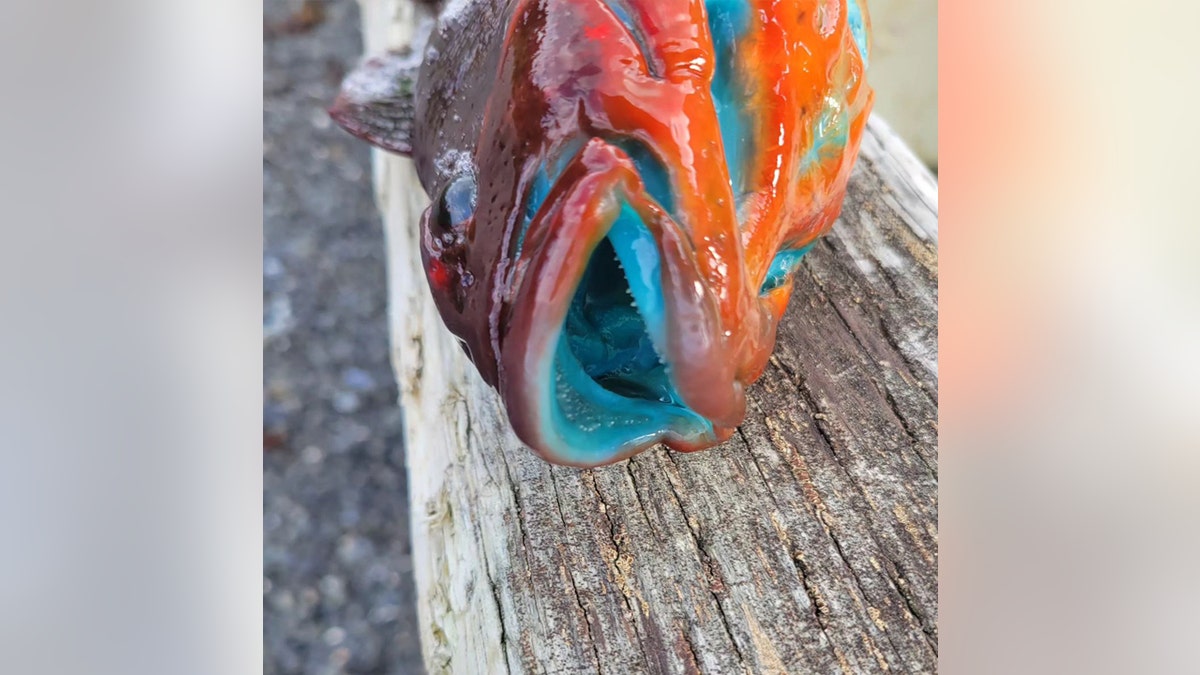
[328,48,421,156]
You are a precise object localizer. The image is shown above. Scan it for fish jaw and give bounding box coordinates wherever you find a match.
[497,139,748,467]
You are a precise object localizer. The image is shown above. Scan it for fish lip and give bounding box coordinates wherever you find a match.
[496,141,736,466]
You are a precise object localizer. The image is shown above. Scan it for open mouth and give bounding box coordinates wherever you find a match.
[497,137,727,465]
[543,201,714,463]
[564,235,669,402]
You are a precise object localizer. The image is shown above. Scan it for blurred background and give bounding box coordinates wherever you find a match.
[867,0,938,169]
[264,0,422,672]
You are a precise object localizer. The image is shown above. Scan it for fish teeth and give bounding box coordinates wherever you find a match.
[649,336,668,364]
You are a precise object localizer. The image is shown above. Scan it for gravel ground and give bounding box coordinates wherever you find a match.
[264,0,424,672]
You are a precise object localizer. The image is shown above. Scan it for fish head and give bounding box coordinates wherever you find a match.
[332,0,873,467]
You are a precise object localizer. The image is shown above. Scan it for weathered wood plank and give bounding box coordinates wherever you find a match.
[361,2,938,673]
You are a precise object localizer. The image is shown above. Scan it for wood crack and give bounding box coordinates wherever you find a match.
[462,400,516,675]
[803,260,937,477]
[823,515,901,669]
[661,452,750,672]
[623,457,654,535]
[806,244,936,408]
[789,552,831,633]
[881,555,938,654]
[735,425,784,516]
[784,372,924,669]
[772,353,922,526]
[586,471,640,618]
[877,379,937,478]
[549,473,605,673]
[738,426,846,671]
[487,574,515,675]
[497,451,532,557]
[808,246,881,358]
[877,314,938,403]
[586,470,659,674]
[677,628,701,675]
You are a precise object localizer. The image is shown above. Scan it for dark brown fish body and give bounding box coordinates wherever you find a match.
[332,0,873,466]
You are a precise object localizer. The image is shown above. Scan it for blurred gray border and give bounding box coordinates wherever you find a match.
[265,1,423,672]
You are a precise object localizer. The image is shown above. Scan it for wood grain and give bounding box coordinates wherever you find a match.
[361,2,938,672]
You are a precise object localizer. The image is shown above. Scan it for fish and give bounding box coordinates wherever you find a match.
[330,0,873,467]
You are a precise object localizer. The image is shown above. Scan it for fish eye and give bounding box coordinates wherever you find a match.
[435,173,477,231]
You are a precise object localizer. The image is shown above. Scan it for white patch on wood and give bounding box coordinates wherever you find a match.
[859,212,906,272]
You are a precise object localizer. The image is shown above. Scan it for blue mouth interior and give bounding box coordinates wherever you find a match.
[548,204,712,463]
[564,211,667,394]
[513,131,712,461]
